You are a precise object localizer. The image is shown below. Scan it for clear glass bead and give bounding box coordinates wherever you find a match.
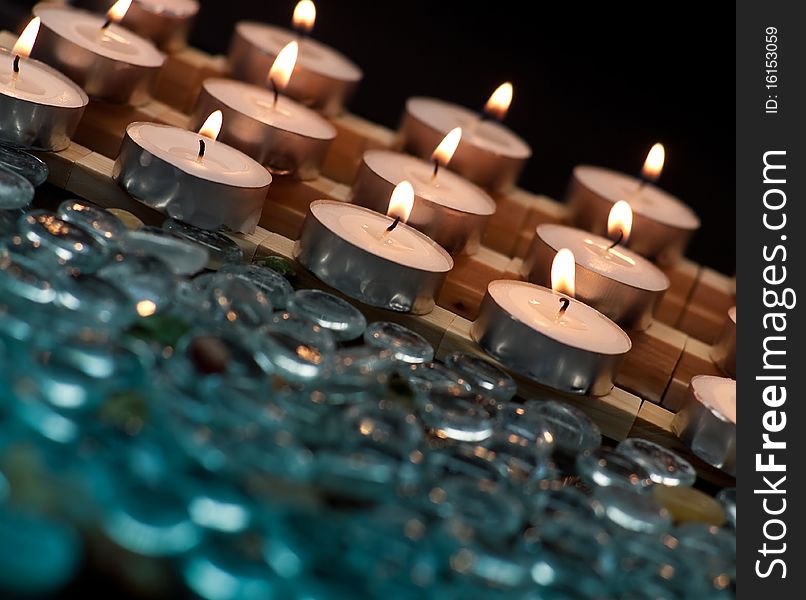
[163,219,243,269]
[417,389,497,443]
[363,321,434,364]
[0,164,34,209]
[219,263,293,309]
[18,210,111,273]
[120,229,208,276]
[0,145,48,187]
[257,312,336,383]
[594,486,672,534]
[526,398,601,458]
[616,437,697,487]
[576,448,653,493]
[443,351,517,401]
[287,289,367,342]
[58,200,127,243]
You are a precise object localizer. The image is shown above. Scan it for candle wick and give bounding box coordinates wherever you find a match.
[431,160,439,181]
[12,55,20,75]
[197,138,206,162]
[269,77,279,108]
[556,297,570,320]
[385,216,400,233]
[608,230,623,250]
[101,18,112,30]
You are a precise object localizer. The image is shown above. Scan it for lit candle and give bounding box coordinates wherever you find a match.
[0,17,88,150]
[673,375,735,476]
[228,1,362,116]
[294,182,454,314]
[709,306,736,377]
[190,40,336,179]
[471,250,632,396]
[349,127,496,255]
[566,143,701,265]
[521,202,670,330]
[113,111,272,233]
[398,83,531,193]
[31,1,165,105]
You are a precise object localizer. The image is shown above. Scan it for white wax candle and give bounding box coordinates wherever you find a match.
[127,122,271,188]
[236,22,361,83]
[488,280,631,355]
[311,201,452,272]
[537,224,669,291]
[363,150,495,216]
[690,375,736,423]
[202,78,335,140]
[35,5,164,67]
[0,53,86,108]
[407,97,530,160]
[574,165,700,230]
[135,0,199,17]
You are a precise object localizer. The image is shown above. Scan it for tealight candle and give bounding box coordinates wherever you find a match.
[471,251,632,396]
[349,129,496,255]
[31,1,165,105]
[74,0,200,51]
[0,18,88,150]
[113,112,272,233]
[672,375,736,476]
[709,306,736,377]
[227,1,362,116]
[398,84,531,193]
[521,203,670,330]
[566,144,701,265]
[190,41,336,179]
[294,183,453,314]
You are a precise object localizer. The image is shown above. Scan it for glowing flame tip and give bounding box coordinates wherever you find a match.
[484,82,513,120]
[198,110,223,140]
[106,0,133,24]
[12,17,40,59]
[641,142,665,182]
[268,40,299,92]
[431,127,462,167]
[607,200,633,244]
[293,0,316,34]
[387,180,415,223]
[551,248,576,298]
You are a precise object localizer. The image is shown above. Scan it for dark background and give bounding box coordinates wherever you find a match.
[2,1,736,273]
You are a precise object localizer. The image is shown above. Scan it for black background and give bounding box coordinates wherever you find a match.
[1,0,736,273]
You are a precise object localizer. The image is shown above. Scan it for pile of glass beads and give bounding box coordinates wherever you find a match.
[0,147,735,599]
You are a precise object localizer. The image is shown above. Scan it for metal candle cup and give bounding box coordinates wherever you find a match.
[349,150,496,255]
[470,280,632,396]
[672,375,736,476]
[294,200,453,315]
[31,4,165,106]
[709,306,736,378]
[398,97,531,194]
[228,22,361,117]
[190,78,336,180]
[566,165,700,266]
[521,224,670,331]
[0,49,88,151]
[113,122,272,233]
[73,0,200,50]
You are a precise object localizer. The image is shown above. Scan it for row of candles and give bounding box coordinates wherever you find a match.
[0,0,735,473]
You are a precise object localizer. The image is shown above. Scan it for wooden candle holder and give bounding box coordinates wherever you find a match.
[618,322,688,405]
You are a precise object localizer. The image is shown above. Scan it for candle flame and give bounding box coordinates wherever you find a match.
[484,82,513,120]
[136,299,157,317]
[268,41,299,93]
[106,0,133,24]
[431,127,462,168]
[607,200,633,244]
[293,0,316,34]
[551,248,576,298]
[387,180,415,223]
[641,142,665,182]
[198,110,223,140]
[12,17,40,59]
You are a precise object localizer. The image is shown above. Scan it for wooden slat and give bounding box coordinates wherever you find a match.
[662,337,722,412]
[617,322,687,404]
[152,47,230,114]
[321,113,397,185]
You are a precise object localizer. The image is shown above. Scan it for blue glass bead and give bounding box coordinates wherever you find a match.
[616,437,697,487]
[594,486,672,534]
[258,312,336,383]
[0,508,81,595]
[341,401,423,451]
[496,402,556,459]
[480,430,555,483]
[525,398,601,457]
[55,274,136,334]
[424,442,509,487]
[219,263,293,309]
[437,477,524,542]
[0,164,34,209]
[675,523,736,580]
[0,208,24,236]
[322,347,396,405]
[525,486,600,524]
[576,448,654,493]
[163,218,243,269]
[96,252,176,317]
[192,272,274,329]
[186,478,252,533]
[18,210,111,272]
[716,488,736,528]
[121,229,209,275]
[287,289,367,341]
[443,351,517,402]
[102,483,202,557]
[364,321,434,363]
[0,145,48,186]
[315,446,407,500]
[418,389,498,442]
[521,515,615,578]
[400,361,473,396]
[58,199,127,243]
